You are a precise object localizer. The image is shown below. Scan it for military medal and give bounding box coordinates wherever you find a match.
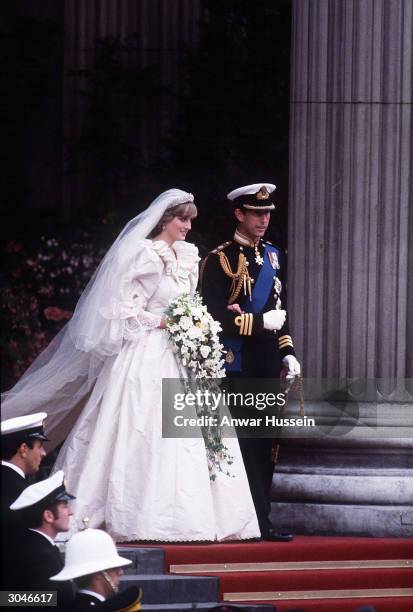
[254,245,264,266]
[274,277,282,309]
[268,251,280,270]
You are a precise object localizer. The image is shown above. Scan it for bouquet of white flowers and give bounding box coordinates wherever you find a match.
[165,291,226,379]
[165,292,233,479]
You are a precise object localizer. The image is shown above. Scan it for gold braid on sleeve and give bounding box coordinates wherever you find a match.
[218,252,252,304]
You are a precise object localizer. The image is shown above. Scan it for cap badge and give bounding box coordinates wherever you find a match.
[256,186,270,200]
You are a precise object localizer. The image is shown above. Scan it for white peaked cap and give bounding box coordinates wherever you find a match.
[50,528,132,581]
[227,183,276,201]
[10,470,75,511]
[1,412,49,441]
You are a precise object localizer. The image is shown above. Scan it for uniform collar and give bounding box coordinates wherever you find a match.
[28,528,56,547]
[78,590,106,602]
[234,229,262,248]
[1,460,25,479]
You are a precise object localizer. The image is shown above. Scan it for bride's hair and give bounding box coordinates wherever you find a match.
[148,201,197,238]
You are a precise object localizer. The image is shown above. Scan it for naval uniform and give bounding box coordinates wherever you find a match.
[14,530,73,609]
[1,462,27,512]
[73,591,105,610]
[0,462,28,588]
[73,586,142,611]
[200,231,296,536]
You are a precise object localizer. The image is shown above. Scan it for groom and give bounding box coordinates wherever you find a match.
[200,183,301,542]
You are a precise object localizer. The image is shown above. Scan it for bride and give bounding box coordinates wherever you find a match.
[2,189,260,542]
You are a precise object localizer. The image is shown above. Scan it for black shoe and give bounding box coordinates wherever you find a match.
[261,529,293,542]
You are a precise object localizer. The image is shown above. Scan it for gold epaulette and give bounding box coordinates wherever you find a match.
[210,240,232,254]
[200,241,252,304]
[199,242,232,289]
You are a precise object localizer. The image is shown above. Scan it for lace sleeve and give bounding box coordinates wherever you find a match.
[123,293,162,341]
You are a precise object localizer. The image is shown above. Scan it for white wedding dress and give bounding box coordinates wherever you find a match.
[54,239,260,542]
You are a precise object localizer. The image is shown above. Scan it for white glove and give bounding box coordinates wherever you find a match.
[263,309,286,331]
[282,355,301,379]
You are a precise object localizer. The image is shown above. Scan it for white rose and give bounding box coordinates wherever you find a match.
[188,326,202,339]
[200,345,211,359]
[191,307,203,319]
[179,316,192,330]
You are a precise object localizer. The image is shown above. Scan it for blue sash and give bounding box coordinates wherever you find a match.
[223,244,279,372]
[243,244,277,314]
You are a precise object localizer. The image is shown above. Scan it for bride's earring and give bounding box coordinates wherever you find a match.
[162,224,166,231]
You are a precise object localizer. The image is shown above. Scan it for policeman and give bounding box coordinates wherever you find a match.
[9,470,75,608]
[51,528,142,610]
[1,412,49,587]
[200,183,301,541]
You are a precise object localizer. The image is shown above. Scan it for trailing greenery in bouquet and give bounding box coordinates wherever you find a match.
[1,235,106,390]
[165,292,233,480]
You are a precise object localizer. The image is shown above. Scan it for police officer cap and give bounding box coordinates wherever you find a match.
[1,412,49,444]
[10,470,75,511]
[227,183,276,210]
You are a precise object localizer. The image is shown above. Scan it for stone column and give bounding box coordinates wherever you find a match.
[271,0,413,536]
[288,0,412,380]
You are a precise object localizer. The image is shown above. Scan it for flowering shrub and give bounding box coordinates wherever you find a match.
[1,235,106,390]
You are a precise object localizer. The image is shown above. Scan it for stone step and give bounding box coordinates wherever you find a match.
[141,603,275,611]
[120,574,219,604]
[269,502,413,537]
[117,546,165,574]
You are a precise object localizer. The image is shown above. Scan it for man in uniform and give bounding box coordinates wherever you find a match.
[1,412,48,512]
[200,183,301,541]
[9,470,75,608]
[1,412,48,587]
[51,528,142,610]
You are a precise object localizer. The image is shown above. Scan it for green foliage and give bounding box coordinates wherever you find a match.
[1,230,109,391]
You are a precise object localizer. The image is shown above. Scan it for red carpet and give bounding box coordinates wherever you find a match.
[127,537,413,611]
[255,598,413,612]
[145,537,413,566]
